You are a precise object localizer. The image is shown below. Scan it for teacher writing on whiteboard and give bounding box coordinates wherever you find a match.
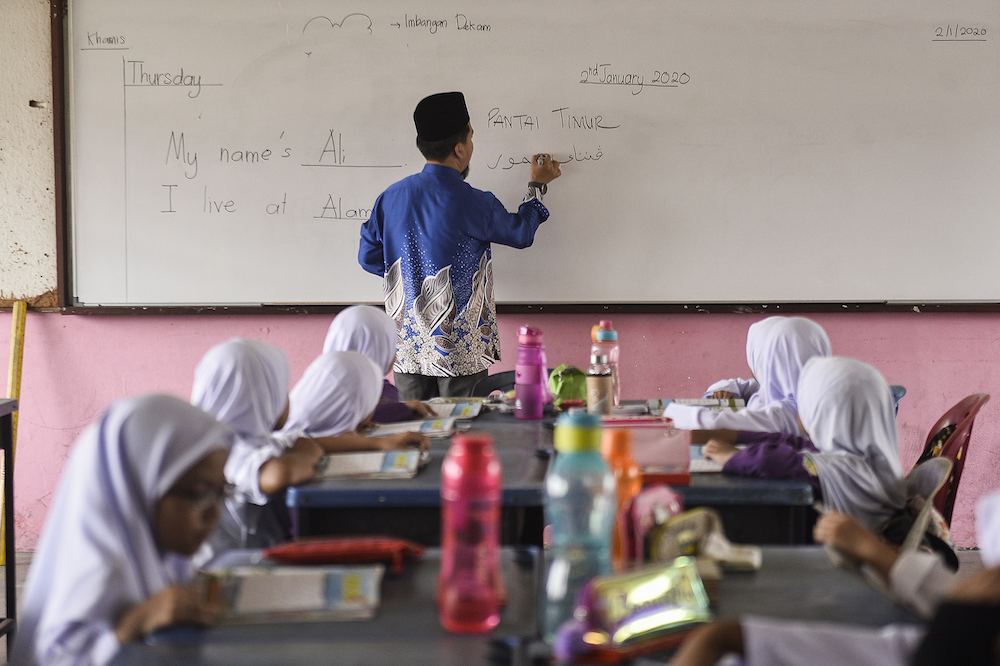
[358,91,561,400]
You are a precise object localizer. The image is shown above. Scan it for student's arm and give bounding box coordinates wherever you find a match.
[664,400,802,436]
[668,620,744,666]
[479,155,561,249]
[706,432,816,482]
[257,438,324,495]
[358,197,387,276]
[311,431,430,454]
[813,511,900,581]
[115,584,220,645]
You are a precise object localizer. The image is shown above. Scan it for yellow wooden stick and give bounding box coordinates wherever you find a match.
[2,301,27,565]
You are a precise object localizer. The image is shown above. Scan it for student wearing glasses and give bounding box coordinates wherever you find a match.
[12,395,235,666]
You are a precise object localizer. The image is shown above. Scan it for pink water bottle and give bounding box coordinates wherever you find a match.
[438,432,503,634]
[515,325,551,420]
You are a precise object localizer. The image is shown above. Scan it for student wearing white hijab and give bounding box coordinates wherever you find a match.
[666,317,832,436]
[282,350,430,453]
[322,305,434,422]
[12,395,234,666]
[668,489,1000,666]
[700,317,779,402]
[191,338,324,554]
[798,356,907,534]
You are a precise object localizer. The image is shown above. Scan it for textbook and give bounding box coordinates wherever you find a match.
[314,449,426,480]
[204,564,384,624]
[647,398,745,416]
[425,400,483,418]
[365,416,461,438]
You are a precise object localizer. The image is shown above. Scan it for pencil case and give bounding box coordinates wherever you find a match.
[263,535,425,574]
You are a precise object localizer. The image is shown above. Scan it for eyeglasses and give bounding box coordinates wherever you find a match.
[167,483,235,512]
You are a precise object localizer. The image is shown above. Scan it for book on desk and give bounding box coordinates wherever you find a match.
[203,563,385,624]
[315,449,428,480]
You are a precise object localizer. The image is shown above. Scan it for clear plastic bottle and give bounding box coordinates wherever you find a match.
[543,413,616,642]
[515,325,550,420]
[590,320,621,406]
[438,432,503,634]
[586,353,613,416]
[600,428,643,572]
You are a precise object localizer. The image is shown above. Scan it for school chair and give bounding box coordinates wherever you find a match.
[471,369,556,398]
[471,370,516,397]
[890,384,906,415]
[900,457,953,553]
[913,393,990,525]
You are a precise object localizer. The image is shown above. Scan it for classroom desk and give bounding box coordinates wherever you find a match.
[110,546,917,666]
[286,410,816,546]
[0,399,16,657]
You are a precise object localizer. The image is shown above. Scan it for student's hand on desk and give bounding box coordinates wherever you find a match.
[529,154,561,183]
[710,390,736,400]
[405,400,437,418]
[379,432,430,453]
[116,584,220,644]
[704,439,739,466]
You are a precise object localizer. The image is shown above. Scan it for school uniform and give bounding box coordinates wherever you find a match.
[322,305,413,423]
[282,351,384,437]
[666,317,832,435]
[797,356,906,534]
[191,338,298,555]
[737,488,1000,666]
[11,395,234,666]
[358,163,549,394]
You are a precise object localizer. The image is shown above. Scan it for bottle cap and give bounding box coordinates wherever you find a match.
[596,329,618,342]
[517,325,544,346]
[451,431,494,448]
[599,320,614,329]
[601,428,634,459]
[554,412,602,453]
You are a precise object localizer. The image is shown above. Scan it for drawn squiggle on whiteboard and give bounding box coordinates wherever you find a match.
[303,13,373,36]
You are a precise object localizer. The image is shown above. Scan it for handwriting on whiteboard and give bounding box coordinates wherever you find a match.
[932,24,988,41]
[580,63,690,95]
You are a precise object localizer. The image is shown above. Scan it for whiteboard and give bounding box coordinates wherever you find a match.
[67,0,1000,305]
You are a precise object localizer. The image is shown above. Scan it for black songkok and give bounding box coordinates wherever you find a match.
[413,92,470,141]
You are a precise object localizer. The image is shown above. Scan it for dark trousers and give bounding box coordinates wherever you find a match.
[394,370,488,401]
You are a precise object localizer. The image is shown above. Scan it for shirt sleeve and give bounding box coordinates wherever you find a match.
[703,377,760,401]
[722,434,818,487]
[358,196,387,276]
[225,437,287,506]
[664,400,804,435]
[474,190,549,249]
[38,619,122,666]
[743,615,924,666]
[888,551,955,619]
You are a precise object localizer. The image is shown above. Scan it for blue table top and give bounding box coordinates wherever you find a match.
[286,410,814,509]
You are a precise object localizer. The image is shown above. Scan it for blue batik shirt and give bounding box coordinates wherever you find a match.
[359,163,549,377]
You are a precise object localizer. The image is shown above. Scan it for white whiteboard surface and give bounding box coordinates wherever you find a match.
[68,0,1000,306]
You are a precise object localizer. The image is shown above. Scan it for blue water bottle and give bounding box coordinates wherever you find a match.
[543,413,616,642]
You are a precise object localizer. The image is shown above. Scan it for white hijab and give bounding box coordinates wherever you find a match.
[976,489,1000,567]
[748,317,832,407]
[13,395,233,666]
[283,351,385,437]
[666,316,831,434]
[799,357,906,533]
[191,338,289,446]
[322,305,398,375]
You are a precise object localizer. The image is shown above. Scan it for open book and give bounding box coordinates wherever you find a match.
[204,564,385,624]
[425,400,483,418]
[365,416,460,438]
[314,449,427,480]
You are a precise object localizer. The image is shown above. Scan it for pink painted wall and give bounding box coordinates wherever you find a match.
[2,311,998,549]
